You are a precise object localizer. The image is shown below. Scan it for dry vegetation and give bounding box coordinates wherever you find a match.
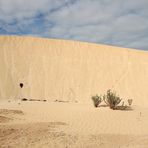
[92,89,133,110]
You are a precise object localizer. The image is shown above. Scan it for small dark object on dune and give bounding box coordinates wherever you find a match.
[58,100,69,103]
[29,99,40,101]
[54,100,69,103]
[20,83,23,88]
[21,98,47,102]
[21,98,28,101]
[29,99,47,102]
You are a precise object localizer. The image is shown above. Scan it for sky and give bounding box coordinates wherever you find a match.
[0,0,148,50]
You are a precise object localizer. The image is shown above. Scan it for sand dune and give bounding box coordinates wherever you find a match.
[0,36,148,147]
[0,36,148,105]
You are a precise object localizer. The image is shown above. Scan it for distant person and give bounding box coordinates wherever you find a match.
[19,83,23,100]
[20,83,23,88]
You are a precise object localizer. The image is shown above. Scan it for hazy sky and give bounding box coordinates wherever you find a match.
[0,0,148,50]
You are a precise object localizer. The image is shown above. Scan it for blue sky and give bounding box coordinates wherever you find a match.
[0,0,148,50]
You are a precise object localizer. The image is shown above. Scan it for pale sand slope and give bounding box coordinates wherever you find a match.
[0,36,148,147]
[0,36,148,106]
[0,101,148,148]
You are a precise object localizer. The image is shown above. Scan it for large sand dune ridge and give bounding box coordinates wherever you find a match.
[1,36,148,148]
[0,36,148,106]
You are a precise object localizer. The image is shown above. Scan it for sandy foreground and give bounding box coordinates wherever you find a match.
[0,100,148,148]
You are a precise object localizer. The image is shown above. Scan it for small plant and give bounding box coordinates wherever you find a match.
[127,99,133,106]
[92,90,133,110]
[103,89,122,110]
[91,95,102,107]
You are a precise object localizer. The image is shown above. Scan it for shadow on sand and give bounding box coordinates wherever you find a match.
[98,104,133,111]
[115,105,133,111]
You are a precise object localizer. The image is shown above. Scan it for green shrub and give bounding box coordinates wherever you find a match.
[103,89,122,110]
[91,95,102,107]
[127,99,133,106]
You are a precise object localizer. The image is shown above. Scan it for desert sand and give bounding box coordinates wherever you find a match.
[0,36,148,147]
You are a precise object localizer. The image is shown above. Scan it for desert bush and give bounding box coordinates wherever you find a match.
[103,89,122,110]
[91,95,102,107]
[127,99,133,106]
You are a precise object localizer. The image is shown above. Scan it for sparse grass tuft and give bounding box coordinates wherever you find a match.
[103,89,122,110]
[91,95,102,107]
[127,99,133,106]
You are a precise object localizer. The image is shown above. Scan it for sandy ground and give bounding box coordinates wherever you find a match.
[0,100,148,148]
